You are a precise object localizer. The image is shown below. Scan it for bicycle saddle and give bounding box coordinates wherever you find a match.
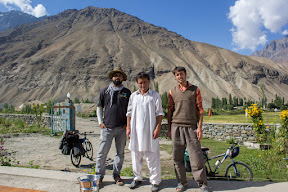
[201,147,209,152]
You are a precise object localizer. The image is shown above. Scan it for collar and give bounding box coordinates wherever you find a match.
[178,81,192,92]
[136,89,151,95]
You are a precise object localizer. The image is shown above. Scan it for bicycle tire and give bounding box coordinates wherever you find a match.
[225,161,253,181]
[71,149,81,167]
[84,140,93,160]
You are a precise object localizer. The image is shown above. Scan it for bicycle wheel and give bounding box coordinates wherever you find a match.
[84,141,93,160]
[184,160,192,172]
[225,161,253,181]
[71,149,81,167]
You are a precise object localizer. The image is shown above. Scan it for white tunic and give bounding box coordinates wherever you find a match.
[126,89,164,152]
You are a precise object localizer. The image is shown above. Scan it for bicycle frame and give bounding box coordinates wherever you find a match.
[204,147,233,175]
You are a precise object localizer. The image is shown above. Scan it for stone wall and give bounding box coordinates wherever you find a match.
[0,113,51,128]
[1,114,276,143]
[202,123,255,142]
[160,122,275,142]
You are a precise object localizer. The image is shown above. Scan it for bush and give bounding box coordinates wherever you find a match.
[0,139,19,166]
[245,103,266,143]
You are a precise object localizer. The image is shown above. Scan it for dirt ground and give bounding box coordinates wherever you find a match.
[1,117,173,177]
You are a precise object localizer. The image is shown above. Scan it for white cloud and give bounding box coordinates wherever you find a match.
[228,0,288,51]
[0,0,47,17]
[282,30,288,35]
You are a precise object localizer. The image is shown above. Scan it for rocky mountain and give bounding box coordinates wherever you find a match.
[0,7,288,108]
[252,35,288,66]
[0,10,44,32]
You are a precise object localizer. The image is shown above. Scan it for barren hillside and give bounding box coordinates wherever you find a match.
[0,7,287,108]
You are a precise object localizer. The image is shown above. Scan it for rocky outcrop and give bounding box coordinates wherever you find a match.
[252,35,288,66]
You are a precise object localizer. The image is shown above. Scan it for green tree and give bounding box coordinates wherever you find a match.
[222,97,228,106]
[74,98,80,104]
[154,82,159,92]
[45,100,53,114]
[259,83,266,108]
[229,94,233,105]
[233,96,238,106]
[84,98,91,103]
[211,98,216,109]
[274,94,283,109]
[161,91,169,118]
[239,98,244,106]
[133,85,137,92]
[216,97,222,109]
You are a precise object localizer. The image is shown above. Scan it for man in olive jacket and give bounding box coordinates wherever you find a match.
[167,66,211,192]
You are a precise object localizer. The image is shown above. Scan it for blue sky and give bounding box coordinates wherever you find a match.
[1,0,288,55]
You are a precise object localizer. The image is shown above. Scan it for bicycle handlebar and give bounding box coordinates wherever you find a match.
[80,131,94,135]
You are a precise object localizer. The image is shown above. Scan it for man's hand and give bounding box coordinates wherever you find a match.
[122,124,127,130]
[167,129,172,139]
[197,127,203,141]
[126,117,131,139]
[126,126,131,139]
[153,128,160,139]
[100,123,107,129]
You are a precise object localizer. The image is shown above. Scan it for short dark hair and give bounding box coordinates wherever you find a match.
[172,66,186,75]
[136,72,150,82]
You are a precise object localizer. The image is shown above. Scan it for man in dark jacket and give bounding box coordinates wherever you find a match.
[95,67,131,189]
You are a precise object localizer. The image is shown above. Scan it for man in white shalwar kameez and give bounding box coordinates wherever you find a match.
[126,72,164,192]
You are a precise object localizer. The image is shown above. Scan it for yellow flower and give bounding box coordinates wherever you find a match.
[259,155,261,157]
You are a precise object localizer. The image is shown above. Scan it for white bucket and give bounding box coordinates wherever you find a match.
[77,175,98,192]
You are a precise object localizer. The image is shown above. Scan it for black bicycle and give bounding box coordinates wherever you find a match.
[70,131,94,167]
[185,144,253,181]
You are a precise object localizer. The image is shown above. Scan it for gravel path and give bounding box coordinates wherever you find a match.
[2,117,172,175]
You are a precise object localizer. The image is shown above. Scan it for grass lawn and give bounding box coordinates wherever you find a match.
[160,138,288,182]
[0,117,50,135]
[203,112,282,124]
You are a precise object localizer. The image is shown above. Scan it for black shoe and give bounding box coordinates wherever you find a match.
[199,184,212,192]
[151,184,159,192]
[129,180,142,189]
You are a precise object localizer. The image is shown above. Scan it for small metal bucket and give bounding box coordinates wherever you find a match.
[77,175,98,192]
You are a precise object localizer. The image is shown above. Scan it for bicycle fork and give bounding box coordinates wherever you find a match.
[230,159,240,177]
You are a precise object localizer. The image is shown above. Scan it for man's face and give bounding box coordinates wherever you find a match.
[174,71,187,84]
[112,72,123,86]
[137,77,150,93]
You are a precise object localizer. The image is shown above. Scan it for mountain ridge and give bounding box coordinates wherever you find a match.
[0,7,287,108]
[252,35,288,66]
[0,10,45,32]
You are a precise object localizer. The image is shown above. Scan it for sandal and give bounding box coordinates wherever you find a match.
[114,176,124,186]
[176,183,188,192]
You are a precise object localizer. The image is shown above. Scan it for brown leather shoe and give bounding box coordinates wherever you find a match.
[114,176,124,186]
[96,178,103,189]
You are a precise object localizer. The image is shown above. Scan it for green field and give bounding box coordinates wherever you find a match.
[203,112,282,124]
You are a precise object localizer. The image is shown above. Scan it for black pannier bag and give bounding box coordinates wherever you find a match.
[62,142,71,155]
[59,131,79,155]
[65,131,79,144]
[72,139,85,156]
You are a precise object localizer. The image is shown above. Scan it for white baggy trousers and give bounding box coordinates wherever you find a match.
[131,147,161,185]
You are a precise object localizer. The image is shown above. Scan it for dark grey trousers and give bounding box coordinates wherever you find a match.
[95,127,126,179]
[172,126,208,186]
